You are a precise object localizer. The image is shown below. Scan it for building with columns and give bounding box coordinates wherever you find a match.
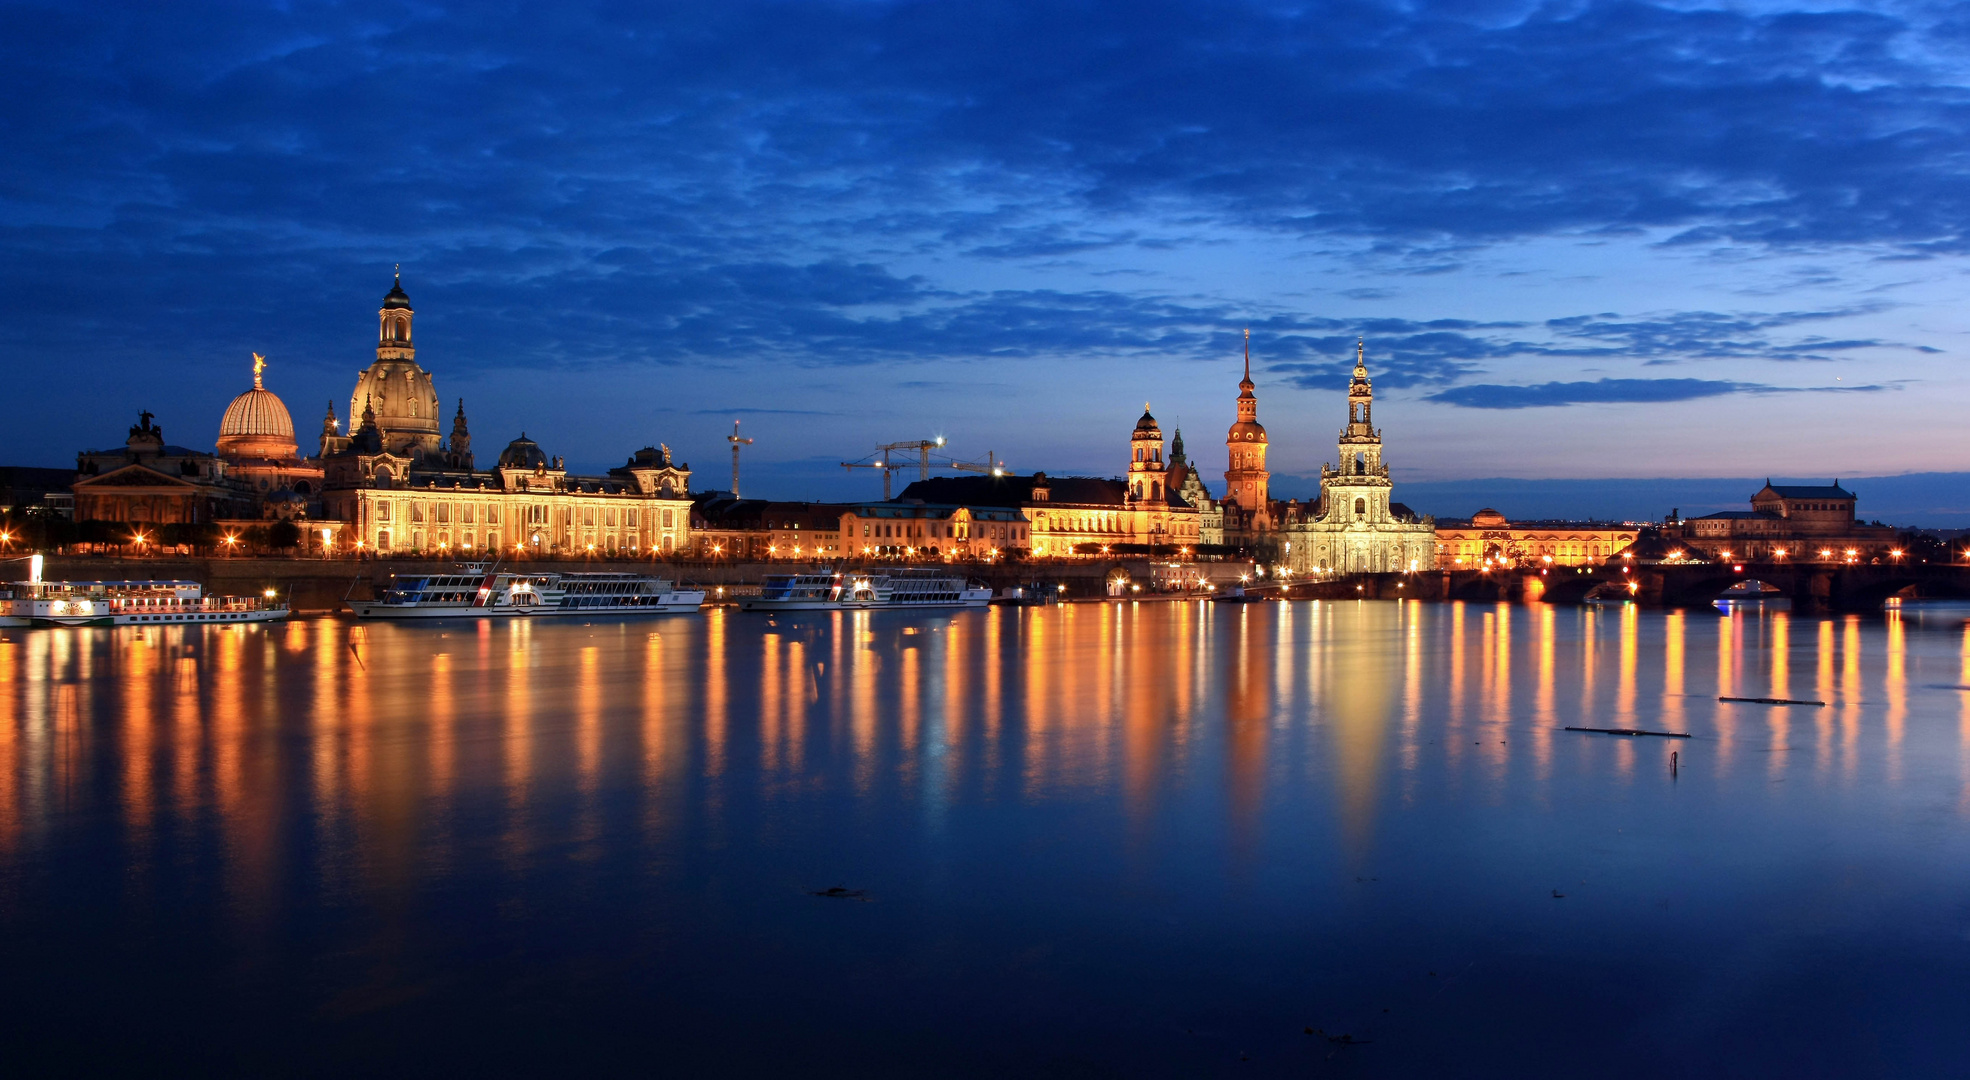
[1285,343,1435,573]
[317,275,696,556]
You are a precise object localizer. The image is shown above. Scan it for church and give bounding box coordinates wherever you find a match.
[1189,333,1435,572]
[316,275,697,556]
[1284,343,1436,573]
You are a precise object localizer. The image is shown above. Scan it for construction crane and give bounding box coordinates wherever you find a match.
[841,438,943,500]
[726,420,754,497]
[947,451,1008,477]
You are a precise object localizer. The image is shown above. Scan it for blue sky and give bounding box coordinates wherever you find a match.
[3,0,1967,517]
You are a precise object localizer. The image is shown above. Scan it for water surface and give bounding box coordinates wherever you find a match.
[2,600,1968,1077]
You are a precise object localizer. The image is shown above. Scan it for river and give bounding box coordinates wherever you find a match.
[1,599,1967,1076]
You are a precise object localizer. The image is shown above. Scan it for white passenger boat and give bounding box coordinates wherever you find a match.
[741,568,992,612]
[349,564,705,619]
[1,556,288,627]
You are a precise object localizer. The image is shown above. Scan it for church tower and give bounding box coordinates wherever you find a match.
[347,271,443,462]
[1128,404,1166,504]
[1224,329,1271,528]
[447,399,473,470]
[1323,341,1392,523]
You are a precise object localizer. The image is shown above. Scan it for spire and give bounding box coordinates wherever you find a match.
[1243,327,1251,382]
[252,352,266,390]
[360,393,377,431]
[323,401,338,435]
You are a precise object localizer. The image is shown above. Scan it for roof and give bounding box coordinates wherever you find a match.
[1695,510,1775,520]
[899,473,1189,509]
[1762,483,1853,499]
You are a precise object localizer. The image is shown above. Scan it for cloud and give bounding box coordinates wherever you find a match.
[1425,377,1894,409]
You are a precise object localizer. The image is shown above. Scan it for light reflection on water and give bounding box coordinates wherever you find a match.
[1,600,1969,1076]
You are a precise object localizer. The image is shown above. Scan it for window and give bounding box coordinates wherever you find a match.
[486,505,499,525]
[411,503,425,523]
[376,501,391,521]
[1354,498,1366,519]
[627,509,639,528]
[436,504,450,525]
[606,508,618,527]
[462,505,474,524]
[582,507,596,526]
[662,509,674,527]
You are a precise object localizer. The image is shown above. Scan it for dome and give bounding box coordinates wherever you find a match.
[1134,407,1160,433]
[382,275,412,310]
[1227,420,1268,443]
[498,433,548,469]
[218,387,298,460]
[349,359,442,439]
[1471,508,1509,527]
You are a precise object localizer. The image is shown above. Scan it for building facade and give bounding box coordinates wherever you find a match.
[216,353,324,518]
[1667,482,1896,561]
[1434,508,1637,568]
[74,412,252,526]
[317,276,695,556]
[1285,344,1436,573]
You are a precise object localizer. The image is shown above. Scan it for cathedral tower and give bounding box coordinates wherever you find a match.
[1128,404,1166,503]
[347,271,443,462]
[1224,329,1271,527]
[1325,341,1391,523]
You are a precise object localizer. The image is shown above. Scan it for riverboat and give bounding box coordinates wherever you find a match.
[349,566,705,619]
[742,568,992,612]
[1,558,289,627]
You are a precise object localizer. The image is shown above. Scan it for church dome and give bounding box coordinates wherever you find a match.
[218,385,298,460]
[1227,419,1268,442]
[1134,407,1161,433]
[382,276,412,310]
[349,359,442,439]
[498,433,548,469]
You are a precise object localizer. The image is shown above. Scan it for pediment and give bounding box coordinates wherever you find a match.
[76,464,198,489]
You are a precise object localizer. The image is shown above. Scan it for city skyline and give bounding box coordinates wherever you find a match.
[5,1,1968,514]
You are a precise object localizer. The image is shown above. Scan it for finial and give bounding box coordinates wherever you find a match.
[1357,338,1365,364]
[252,352,266,389]
[1144,401,1151,413]
[1243,327,1251,381]
[394,262,401,284]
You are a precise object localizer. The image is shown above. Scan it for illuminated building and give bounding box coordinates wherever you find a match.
[216,353,324,516]
[1433,509,1636,569]
[896,405,1201,558]
[689,497,1029,560]
[317,275,695,556]
[1666,481,1896,561]
[73,412,251,525]
[1285,343,1435,573]
[1220,330,1273,537]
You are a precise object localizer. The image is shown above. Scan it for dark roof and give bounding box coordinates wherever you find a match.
[1695,510,1774,520]
[898,473,1189,509]
[382,275,412,310]
[1390,502,1420,523]
[496,434,547,469]
[1763,483,1853,499]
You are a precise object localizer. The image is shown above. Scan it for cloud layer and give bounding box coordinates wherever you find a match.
[0,0,1965,478]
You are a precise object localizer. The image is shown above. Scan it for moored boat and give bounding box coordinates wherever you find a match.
[349,564,704,619]
[741,567,991,611]
[2,556,288,627]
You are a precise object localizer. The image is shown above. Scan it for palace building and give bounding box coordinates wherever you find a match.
[1433,509,1636,569]
[316,274,696,556]
[1284,343,1436,573]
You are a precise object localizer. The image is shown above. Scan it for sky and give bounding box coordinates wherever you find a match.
[3,0,1968,521]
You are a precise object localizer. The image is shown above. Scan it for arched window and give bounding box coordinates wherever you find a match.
[1135,448,1143,462]
[1354,498,1366,519]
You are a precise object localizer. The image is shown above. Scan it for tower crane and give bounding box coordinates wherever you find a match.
[946,451,1008,477]
[840,438,946,500]
[726,420,754,497]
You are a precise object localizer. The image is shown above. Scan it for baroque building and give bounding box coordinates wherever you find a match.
[1285,343,1436,573]
[1434,508,1636,568]
[317,275,696,556]
[1665,482,1895,561]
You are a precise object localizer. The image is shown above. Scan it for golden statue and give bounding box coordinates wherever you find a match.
[252,352,267,390]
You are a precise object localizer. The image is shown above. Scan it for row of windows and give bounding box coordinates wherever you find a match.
[374,500,680,529]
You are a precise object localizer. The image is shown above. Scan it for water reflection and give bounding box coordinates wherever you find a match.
[2,600,1969,1075]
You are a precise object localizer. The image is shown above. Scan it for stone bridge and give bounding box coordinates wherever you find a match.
[1457,560,1970,613]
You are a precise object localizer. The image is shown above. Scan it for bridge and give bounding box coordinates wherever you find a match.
[1282,560,1970,613]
